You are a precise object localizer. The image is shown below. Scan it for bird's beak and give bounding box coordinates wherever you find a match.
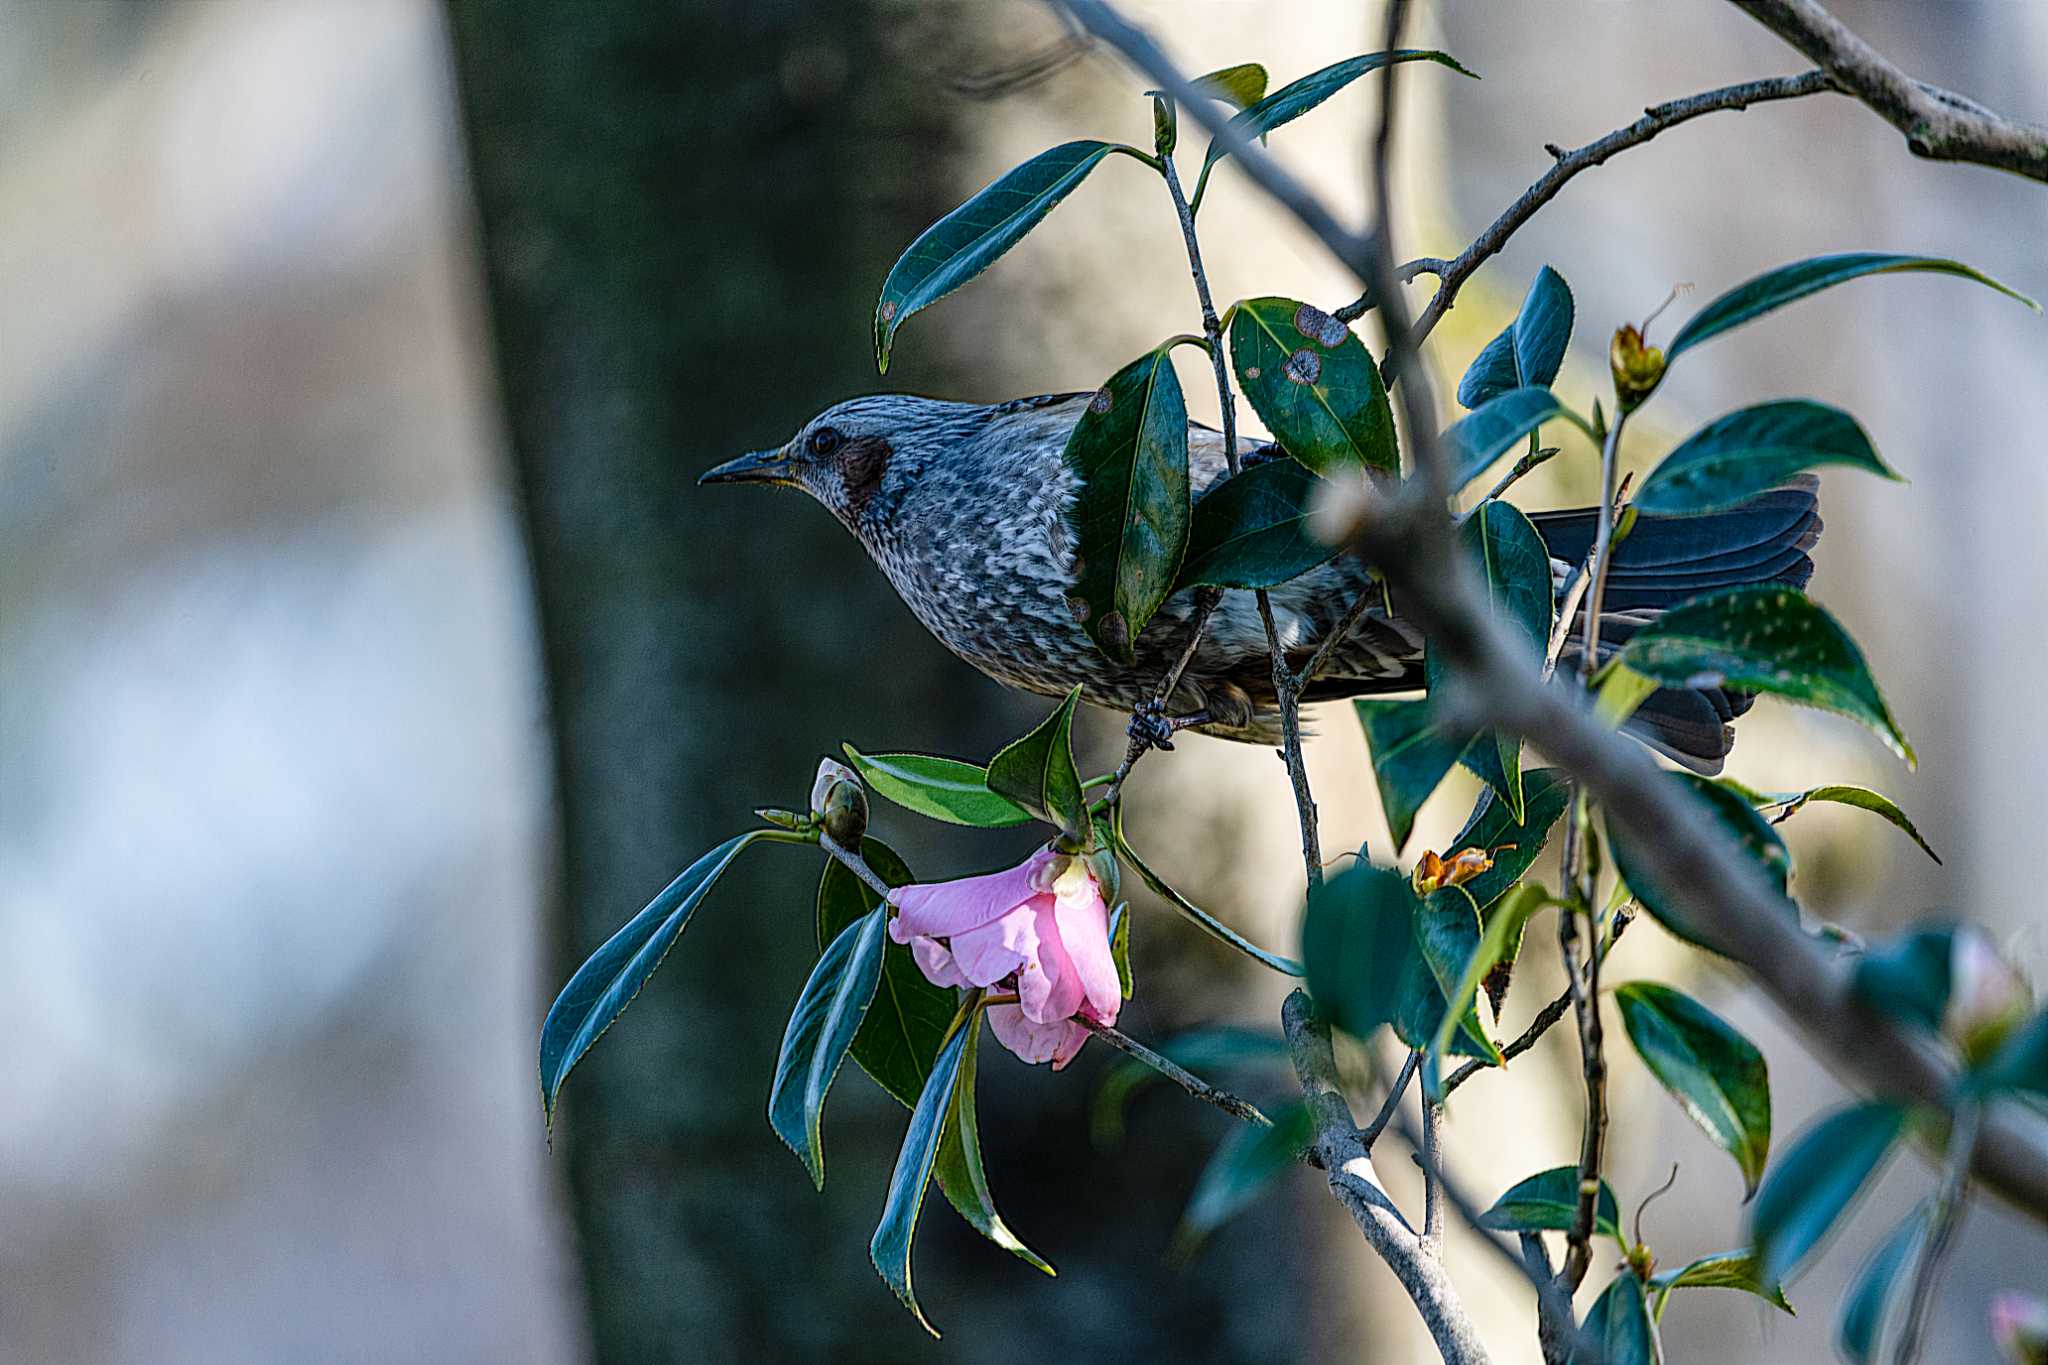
[699,446,797,487]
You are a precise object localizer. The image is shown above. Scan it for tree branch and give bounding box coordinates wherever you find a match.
[1735,0,2048,183]
[1077,1017,1279,1132]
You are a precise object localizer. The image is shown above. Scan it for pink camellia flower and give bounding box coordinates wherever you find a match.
[888,847,1120,1069]
[1993,1291,2048,1364]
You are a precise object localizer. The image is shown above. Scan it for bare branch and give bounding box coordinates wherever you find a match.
[1364,1048,1422,1147]
[1736,0,2048,183]
[1077,1017,1279,1131]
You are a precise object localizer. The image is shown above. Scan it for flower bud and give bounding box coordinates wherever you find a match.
[810,757,868,847]
[1944,926,2031,1063]
[1609,323,1666,411]
[1992,1292,2048,1365]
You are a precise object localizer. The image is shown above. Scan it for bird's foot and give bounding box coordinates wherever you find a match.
[1127,700,1178,753]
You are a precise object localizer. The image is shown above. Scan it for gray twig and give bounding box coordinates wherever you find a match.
[1892,1101,1983,1364]
[1077,1017,1278,1132]
[1363,1048,1421,1147]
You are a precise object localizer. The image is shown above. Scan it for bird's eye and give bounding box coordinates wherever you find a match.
[807,426,843,457]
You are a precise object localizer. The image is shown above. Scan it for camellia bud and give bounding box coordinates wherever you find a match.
[1608,323,1666,411]
[810,757,868,846]
[1944,926,2031,1063]
[1992,1292,2048,1365]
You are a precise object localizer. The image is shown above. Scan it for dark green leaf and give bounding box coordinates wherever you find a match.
[1193,62,1268,110]
[840,745,1033,827]
[1175,456,1337,590]
[1230,296,1397,475]
[769,906,890,1188]
[1353,696,1471,853]
[1749,1101,1907,1286]
[817,838,957,1109]
[1429,500,1553,817]
[933,1015,1055,1275]
[1090,1028,1287,1149]
[986,685,1088,838]
[1574,1272,1656,1365]
[1442,386,1569,493]
[1198,50,1478,191]
[870,1017,974,1336]
[1412,886,1494,1061]
[1615,982,1772,1196]
[1303,864,1420,1039]
[540,831,764,1125]
[1479,1166,1622,1239]
[1975,1011,2048,1097]
[1457,265,1575,408]
[1837,1207,1924,1363]
[1177,1102,1313,1244]
[1649,1249,1793,1320]
[1445,768,1571,913]
[1851,925,1955,1033]
[1667,252,2038,361]
[1428,882,1555,1072]
[875,141,1132,372]
[1607,772,1794,954]
[1766,784,1941,864]
[1114,809,1304,975]
[1634,401,1897,516]
[1393,949,1497,1064]
[1063,350,1192,661]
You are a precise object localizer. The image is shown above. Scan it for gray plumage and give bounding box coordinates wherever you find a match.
[701,393,1821,770]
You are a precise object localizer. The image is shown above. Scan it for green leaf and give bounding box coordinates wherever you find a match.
[1759,783,1940,864]
[1444,768,1571,913]
[1666,252,2039,362]
[1429,882,1556,1075]
[1303,863,1420,1039]
[1429,501,1554,818]
[1442,387,1569,493]
[1353,696,1470,853]
[1229,297,1397,475]
[1063,349,1192,662]
[1615,982,1773,1197]
[769,906,890,1188]
[1479,1166,1622,1239]
[1174,456,1337,591]
[1649,1249,1793,1320]
[1457,265,1575,408]
[1090,1028,1287,1149]
[1413,886,1502,1071]
[871,1015,975,1336]
[1197,50,1478,193]
[1836,1207,1924,1364]
[1749,1101,1907,1286]
[1115,806,1304,975]
[1193,61,1268,110]
[817,838,957,1109]
[933,1015,1056,1276]
[1176,1102,1314,1245]
[986,685,1088,839]
[1634,401,1898,516]
[540,831,764,1126]
[1393,949,1497,1064]
[1851,925,1955,1033]
[1109,903,1133,999]
[840,745,1033,827]
[875,141,1135,372]
[1606,772,1793,954]
[1614,585,1915,765]
[1575,1272,1657,1365]
[1975,1010,2048,1097]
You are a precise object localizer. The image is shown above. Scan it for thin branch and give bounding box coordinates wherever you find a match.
[1295,582,1381,691]
[1334,257,1450,323]
[1440,984,1575,1098]
[1471,445,1559,510]
[818,831,897,901]
[1282,992,1494,1365]
[1736,0,2048,183]
[1353,71,1840,355]
[1364,1048,1421,1147]
[1574,409,1630,689]
[1077,1017,1278,1131]
[1422,1098,1446,1249]
[1892,1101,1983,1365]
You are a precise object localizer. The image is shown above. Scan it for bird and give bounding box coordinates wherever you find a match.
[699,392,1820,773]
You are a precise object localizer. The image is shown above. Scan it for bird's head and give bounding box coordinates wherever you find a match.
[699,393,977,535]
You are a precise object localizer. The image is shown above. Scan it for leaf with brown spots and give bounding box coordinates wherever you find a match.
[1230,296,1397,475]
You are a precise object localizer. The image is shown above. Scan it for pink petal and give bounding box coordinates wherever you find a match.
[887,851,1055,941]
[987,1004,1091,1068]
[1017,895,1084,1025]
[947,902,1039,988]
[1052,877,1121,1026]
[908,935,972,990]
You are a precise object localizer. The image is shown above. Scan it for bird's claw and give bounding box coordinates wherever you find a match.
[1127,702,1177,752]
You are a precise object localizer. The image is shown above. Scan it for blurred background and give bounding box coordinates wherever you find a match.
[3,1,2043,1361]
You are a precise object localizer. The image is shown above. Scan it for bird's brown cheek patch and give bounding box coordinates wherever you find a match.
[839,435,893,520]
